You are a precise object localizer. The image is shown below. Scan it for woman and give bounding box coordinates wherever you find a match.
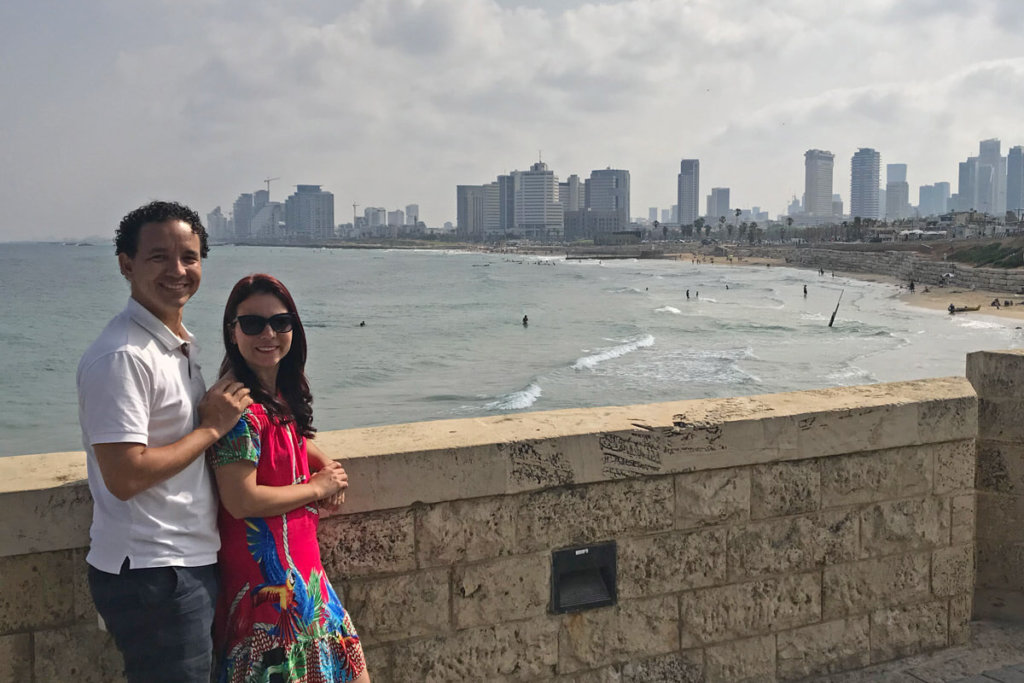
[209,274,369,683]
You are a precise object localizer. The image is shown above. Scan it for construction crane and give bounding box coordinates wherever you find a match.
[263,177,280,195]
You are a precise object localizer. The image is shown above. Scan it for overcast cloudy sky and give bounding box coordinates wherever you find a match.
[3,0,1024,240]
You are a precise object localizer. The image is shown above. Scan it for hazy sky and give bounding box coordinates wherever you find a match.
[3,0,1024,240]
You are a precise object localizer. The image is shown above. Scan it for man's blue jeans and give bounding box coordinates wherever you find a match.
[88,559,219,683]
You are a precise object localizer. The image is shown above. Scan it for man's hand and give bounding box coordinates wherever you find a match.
[198,378,253,438]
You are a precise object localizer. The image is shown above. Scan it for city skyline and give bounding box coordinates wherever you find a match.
[4,1,1024,240]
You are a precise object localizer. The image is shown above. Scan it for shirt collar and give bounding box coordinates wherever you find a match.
[125,297,198,352]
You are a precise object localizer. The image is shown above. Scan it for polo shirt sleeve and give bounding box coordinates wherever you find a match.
[209,414,261,468]
[79,350,152,446]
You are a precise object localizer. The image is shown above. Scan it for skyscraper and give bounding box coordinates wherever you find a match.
[233,193,254,240]
[885,164,910,220]
[405,204,420,225]
[804,150,835,218]
[513,161,563,240]
[1007,146,1024,217]
[707,188,730,221]
[677,159,700,226]
[850,148,880,220]
[977,139,1006,216]
[284,185,335,240]
[586,168,630,231]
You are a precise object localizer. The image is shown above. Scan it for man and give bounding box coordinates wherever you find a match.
[77,201,252,681]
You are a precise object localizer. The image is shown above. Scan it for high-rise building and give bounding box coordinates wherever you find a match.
[677,159,700,226]
[284,185,335,240]
[661,208,672,223]
[885,164,910,220]
[513,161,563,240]
[832,194,843,217]
[850,148,881,220]
[559,174,583,212]
[804,150,835,218]
[977,138,1006,216]
[957,159,977,212]
[586,168,630,231]
[707,188,730,221]
[250,202,284,239]
[253,189,269,214]
[1007,146,1024,217]
[387,209,405,226]
[405,204,420,225]
[206,206,228,240]
[496,175,515,233]
[917,183,950,217]
[233,193,254,240]
[456,185,486,240]
[648,207,658,223]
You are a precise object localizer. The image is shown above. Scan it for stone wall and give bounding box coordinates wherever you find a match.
[0,378,979,682]
[967,349,1024,622]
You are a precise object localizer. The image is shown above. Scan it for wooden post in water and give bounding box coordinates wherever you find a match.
[828,290,844,327]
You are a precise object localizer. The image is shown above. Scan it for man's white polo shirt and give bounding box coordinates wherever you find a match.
[78,297,219,573]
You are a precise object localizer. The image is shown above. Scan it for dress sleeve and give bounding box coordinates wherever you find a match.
[209,413,261,468]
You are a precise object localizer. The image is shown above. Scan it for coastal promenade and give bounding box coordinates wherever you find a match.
[3,348,1023,681]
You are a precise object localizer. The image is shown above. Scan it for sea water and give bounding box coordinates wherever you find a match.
[2,243,1020,457]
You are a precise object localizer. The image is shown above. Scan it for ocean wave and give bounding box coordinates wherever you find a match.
[826,365,877,385]
[572,335,655,370]
[484,381,542,410]
[955,319,1007,330]
[655,306,682,314]
[606,286,646,295]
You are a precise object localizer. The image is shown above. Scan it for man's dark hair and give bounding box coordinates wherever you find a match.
[114,201,209,258]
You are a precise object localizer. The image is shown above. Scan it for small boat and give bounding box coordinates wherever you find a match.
[948,305,981,314]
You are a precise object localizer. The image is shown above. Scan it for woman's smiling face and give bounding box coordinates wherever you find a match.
[230,292,293,387]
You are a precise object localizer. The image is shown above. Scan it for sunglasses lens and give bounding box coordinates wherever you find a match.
[235,314,293,335]
[269,314,293,333]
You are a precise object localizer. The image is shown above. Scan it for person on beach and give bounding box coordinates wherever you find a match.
[209,274,369,683]
[78,201,252,682]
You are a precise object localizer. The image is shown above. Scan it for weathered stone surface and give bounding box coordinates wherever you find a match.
[932,544,975,598]
[934,440,976,494]
[319,508,415,579]
[0,633,32,683]
[341,568,449,642]
[0,485,93,558]
[776,616,870,680]
[949,594,972,645]
[869,601,948,663]
[820,447,930,507]
[362,645,392,683]
[977,398,1024,443]
[916,396,977,445]
[674,468,750,529]
[976,441,1024,494]
[966,349,1024,399]
[620,650,704,683]
[416,496,516,567]
[976,491,1024,543]
[951,493,976,546]
[618,529,725,598]
[705,634,775,682]
[453,552,549,629]
[679,572,821,647]
[556,664,622,682]
[860,497,950,558]
[0,550,74,632]
[503,438,578,492]
[34,624,124,683]
[976,538,1024,592]
[822,553,930,619]
[391,617,559,681]
[70,547,97,622]
[727,509,858,580]
[750,459,820,519]
[558,597,678,673]
[515,478,674,553]
[795,404,920,461]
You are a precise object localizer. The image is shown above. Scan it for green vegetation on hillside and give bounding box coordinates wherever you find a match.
[947,241,1024,268]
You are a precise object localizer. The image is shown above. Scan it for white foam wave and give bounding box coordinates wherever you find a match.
[955,319,1006,330]
[572,335,655,370]
[484,382,542,410]
[655,306,682,314]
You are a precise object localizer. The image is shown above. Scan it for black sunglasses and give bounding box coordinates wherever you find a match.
[233,313,295,336]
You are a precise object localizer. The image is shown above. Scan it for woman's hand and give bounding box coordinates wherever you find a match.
[309,461,348,499]
[319,490,346,512]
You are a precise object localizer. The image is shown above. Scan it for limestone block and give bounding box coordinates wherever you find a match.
[819,447,930,507]
[859,497,950,558]
[558,596,678,673]
[966,349,1024,399]
[750,459,820,519]
[976,491,1024,543]
[727,509,858,581]
[949,594,972,645]
[341,567,449,642]
[618,528,725,599]
[934,440,977,494]
[556,664,623,682]
[0,550,74,632]
[776,616,870,680]
[976,441,1024,494]
[951,493,976,546]
[318,508,415,579]
[977,398,1024,442]
[619,650,704,683]
[915,396,977,445]
[515,478,674,554]
[678,572,821,647]
[0,633,31,683]
[704,634,775,682]
[0,485,92,558]
[390,617,559,681]
[34,623,124,683]
[416,496,516,567]
[973,587,1024,622]
[502,438,579,493]
[71,547,97,622]
[795,404,920,460]
[932,544,975,598]
[976,538,1024,592]
[869,601,948,664]
[453,552,549,629]
[674,468,750,529]
[361,645,392,683]
[822,552,930,620]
